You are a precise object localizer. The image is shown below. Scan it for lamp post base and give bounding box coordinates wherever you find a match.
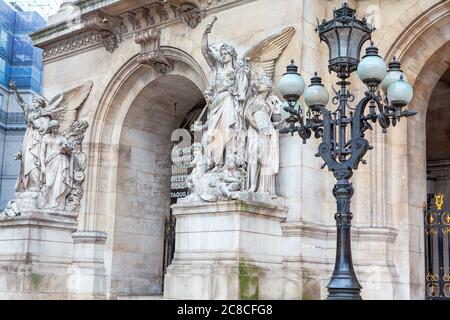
[327,274,362,300]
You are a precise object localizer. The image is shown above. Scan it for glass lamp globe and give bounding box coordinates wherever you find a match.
[387,75,413,107]
[304,73,329,108]
[278,60,305,103]
[381,57,407,93]
[357,43,387,85]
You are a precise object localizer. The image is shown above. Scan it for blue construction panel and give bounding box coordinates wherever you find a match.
[0,1,15,31]
[0,0,44,92]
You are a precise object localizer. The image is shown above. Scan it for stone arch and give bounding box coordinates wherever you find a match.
[383,1,450,299]
[79,47,208,297]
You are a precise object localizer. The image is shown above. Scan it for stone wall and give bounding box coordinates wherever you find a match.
[16,0,447,299]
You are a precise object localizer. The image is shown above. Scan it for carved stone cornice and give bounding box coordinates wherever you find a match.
[32,0,257,62]
[135,28,173,73]
[42,32,103,61]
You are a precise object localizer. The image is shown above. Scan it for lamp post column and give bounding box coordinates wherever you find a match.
[327,170,362,300]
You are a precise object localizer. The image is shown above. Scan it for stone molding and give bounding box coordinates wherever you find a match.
[172,199,288,220]
[42,32,103,62]
[385,1,450,61]
[32,0,257,62]
[282,221,398,243]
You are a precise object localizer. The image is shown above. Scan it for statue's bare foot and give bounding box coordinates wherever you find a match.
[248,187,256,193]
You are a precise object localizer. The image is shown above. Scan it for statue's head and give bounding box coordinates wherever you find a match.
[192,142,203,156]
[225,154,237,169]
[219,43,237,64]
[48,120,60,134]
[32,95,47,109]
[251,73,274,95]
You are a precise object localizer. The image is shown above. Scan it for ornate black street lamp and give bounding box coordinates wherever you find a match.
[277,2,416,300]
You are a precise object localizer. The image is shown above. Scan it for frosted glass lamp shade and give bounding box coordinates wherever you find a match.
[278,61,305,102]
[304,73,329,107]
[357,44,387,84]
[381,57,407,93]
[387,77,413,107]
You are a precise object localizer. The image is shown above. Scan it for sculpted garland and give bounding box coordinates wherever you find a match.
[1,81,93,218]
[185,19,294,202]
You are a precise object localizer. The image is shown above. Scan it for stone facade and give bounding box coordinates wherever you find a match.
[0,0,448,300]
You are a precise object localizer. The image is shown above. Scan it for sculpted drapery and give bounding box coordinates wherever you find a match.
[10,82,53,192]
[184,19,295,202]
[200,23,249,168]
[40,120,71,210]
[245,77,282,196]
[1,81,93,217]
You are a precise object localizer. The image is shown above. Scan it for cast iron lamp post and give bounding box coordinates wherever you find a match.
[277,2,416,300]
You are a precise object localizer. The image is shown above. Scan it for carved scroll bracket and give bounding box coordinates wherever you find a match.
[162,0,206,28]
[85,12,125,53]
[135,28,173,74]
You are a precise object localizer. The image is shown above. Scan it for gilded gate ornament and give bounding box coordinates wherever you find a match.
[435,193,444,210]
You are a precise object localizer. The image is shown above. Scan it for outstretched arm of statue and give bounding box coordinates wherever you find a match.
[10,81,27,112]
[202,17,219,70]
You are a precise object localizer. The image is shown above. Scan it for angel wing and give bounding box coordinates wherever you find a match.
[243,27,295,81]
[42,81,93,132]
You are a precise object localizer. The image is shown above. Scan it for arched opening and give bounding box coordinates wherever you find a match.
[383,1,450,299]
[110,74,206,297]
[427,68,450,197]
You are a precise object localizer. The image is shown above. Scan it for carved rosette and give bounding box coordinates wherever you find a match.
[135,29,173,73]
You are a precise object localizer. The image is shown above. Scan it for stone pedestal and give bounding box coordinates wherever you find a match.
[0,211,77,299]
[67,231,108,300]
[163,199,287,300]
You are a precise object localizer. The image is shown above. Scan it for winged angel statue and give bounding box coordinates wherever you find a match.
[186,18,294,202]
[1,81,93,217]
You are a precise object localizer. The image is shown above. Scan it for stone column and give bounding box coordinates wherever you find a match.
[163,199,287,300]
[67,231,108,299]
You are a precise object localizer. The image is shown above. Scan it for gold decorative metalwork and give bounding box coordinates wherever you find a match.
[428,283,440,297]
[426,212,438,225]
[435,193,444,210]
[427,273,439,282]
[425,227,438,235]
[444,274,450,282]
[445,284,450,298]
[443,212,450,225]
[443,227,450,235]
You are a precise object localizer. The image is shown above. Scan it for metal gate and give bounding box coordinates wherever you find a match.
[424,193,450,300]
[161,214,176,292]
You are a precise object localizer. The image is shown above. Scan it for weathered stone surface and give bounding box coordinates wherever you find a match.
[1,0,446,300]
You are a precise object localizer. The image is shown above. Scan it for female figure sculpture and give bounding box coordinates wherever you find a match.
[244,75,282,197]
[197,19,250,169]
[10,81,53,192]
[40,120,71,210]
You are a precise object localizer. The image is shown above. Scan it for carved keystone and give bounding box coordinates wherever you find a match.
[135,29,173,73]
